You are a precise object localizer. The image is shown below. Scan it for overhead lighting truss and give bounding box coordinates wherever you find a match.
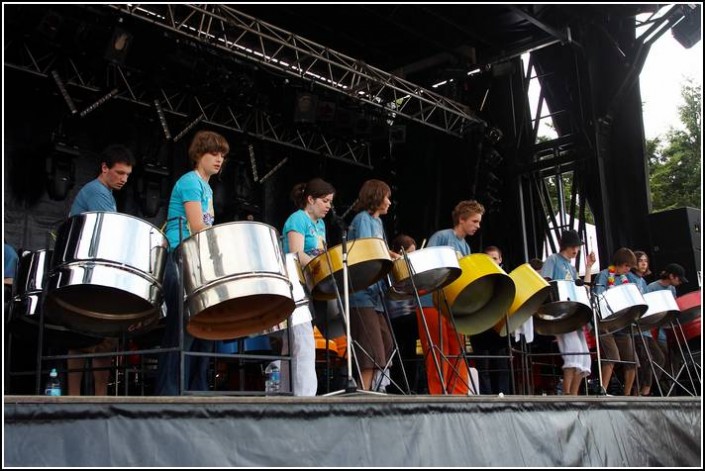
[4,39,372,168]
[110,3,484,137]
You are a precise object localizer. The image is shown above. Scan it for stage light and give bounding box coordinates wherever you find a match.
[137,164,169,217]
[46,145,78,201]
[486,126,504,144]
[105,27,133,64]
[154,100,172,140]
[51,70,77,115]
[294,92,317,123]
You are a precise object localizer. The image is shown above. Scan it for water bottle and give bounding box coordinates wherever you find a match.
[264,361,281,394]
[44,368,62,396]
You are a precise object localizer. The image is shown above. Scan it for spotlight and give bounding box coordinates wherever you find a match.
[486,126,503,144]
[294,92,317,123]
[45,144,78,201]
[105,27,133,64]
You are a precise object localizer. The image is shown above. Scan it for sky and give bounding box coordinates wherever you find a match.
[639,17,703,140]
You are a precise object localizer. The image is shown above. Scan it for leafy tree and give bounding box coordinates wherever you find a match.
[648,80,701,211]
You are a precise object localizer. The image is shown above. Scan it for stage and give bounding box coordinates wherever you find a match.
[4,394,701,467]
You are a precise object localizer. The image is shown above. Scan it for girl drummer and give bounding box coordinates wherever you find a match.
[347,179,396,391]
[282,177,336,396]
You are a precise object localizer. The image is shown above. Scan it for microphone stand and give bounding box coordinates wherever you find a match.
[324,212,385,396]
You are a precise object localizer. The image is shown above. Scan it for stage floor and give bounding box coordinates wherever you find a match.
[4,394,702,467]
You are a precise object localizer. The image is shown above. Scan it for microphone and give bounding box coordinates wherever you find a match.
[330,205,347,230]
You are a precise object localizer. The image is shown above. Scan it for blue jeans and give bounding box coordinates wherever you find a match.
[155,252,213,395]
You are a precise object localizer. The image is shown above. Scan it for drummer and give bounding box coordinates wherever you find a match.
[155,130,229,395]
[639,263,688,395]
[593,247,640,396]
[541,230,596,396]
[281,177,336,396]
[347,179,396,391]
[418,200,484,395]
[65,145,135,396]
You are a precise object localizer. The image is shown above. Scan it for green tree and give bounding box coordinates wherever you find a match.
[648,80,702,211]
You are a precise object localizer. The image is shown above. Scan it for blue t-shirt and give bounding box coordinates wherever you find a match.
[593,268,640,295]
[645,281,676,343]
[69,178,116,216]
[427,228,471,257]
[348,211,386,311]
[165,171,214,251]
[282,209,326,257]
[645,280,677,296]
[4,243,18,279]
[541,253,577,281]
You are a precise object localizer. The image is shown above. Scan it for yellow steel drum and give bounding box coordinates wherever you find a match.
[434,253,515,335]
[494,263,551,336]
[303,237,392,301]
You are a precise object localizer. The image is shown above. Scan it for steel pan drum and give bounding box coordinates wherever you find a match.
[303,237,393,301]
[596,283,648,334]
[180,221,295,341]
[10,249,101,348]
[639,290,680,330]
[534,280,592,335]
[44,212,168,337]
[435,253,515,335]
[495,263,551,336]
[256,253,313,337]
[387,246,461,300]
[672,290,702,325]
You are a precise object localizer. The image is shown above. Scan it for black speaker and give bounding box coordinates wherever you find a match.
[649,207,701,295]
[671,5,702,50]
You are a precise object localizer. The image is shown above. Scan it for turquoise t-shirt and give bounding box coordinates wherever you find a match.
[165,171,214,251]
[282,209,326,257]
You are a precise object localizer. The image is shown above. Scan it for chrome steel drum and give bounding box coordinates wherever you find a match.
[534,280,592,335]
[304,237,393,301]
[435,253,515,335]
[44,212,168,337]
[10,249,102,348]
[495,263,551,336]
[596,283,648,334]
[387,246,461,300]
[639,290,680,330]
[180,221,295,341]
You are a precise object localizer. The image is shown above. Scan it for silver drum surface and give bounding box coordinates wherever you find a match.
[388,246,461,300]
[639,290,679,330]
[596,283,648,334]
[535,280,592,335]
[44,212,168,337]
[180,221,295,340]
[10,249,102,348]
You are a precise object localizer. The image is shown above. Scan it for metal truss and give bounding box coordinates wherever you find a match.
[109,3,484,137]
[4,39,372,168]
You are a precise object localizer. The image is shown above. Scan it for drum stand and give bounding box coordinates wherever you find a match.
[590,293,607,395]
[663,318,701,396]
[634,320,665,397]
[322,228,384,396]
